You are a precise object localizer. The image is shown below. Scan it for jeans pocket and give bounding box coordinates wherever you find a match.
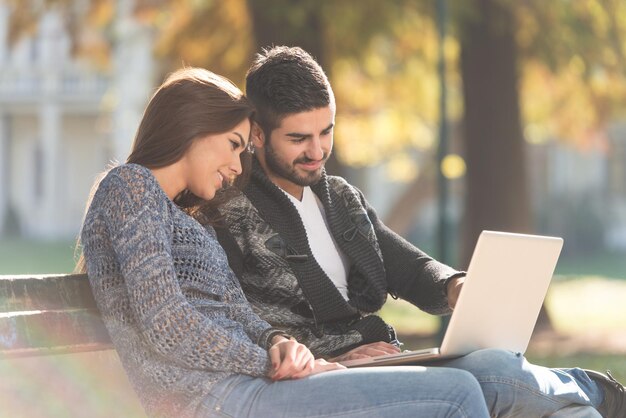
[196,376,247,418]
[196,393,236,418]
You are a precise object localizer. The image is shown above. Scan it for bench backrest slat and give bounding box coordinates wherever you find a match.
[0,274,113,358]
[0,274,98,311]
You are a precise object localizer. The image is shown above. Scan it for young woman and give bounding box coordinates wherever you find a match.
[79,67,490,418]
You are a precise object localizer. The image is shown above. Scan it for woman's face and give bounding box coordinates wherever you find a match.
[182,118,251,201]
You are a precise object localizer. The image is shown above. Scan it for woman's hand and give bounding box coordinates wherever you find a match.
[268,337,314,380]
[268,338,346,380]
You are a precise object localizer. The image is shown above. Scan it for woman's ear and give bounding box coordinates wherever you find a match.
[251,122,265,148]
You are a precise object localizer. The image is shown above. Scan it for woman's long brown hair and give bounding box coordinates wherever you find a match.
[75,67,254,273]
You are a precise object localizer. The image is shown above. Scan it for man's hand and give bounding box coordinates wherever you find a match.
[328,341,401,362]
[268,337,315,381]
[291,359,346,379]
[447,276,465,309]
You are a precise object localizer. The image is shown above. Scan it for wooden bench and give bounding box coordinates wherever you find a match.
[0,273,112,358]
[0,274,147,416]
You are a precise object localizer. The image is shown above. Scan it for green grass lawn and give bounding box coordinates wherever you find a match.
[0,238,77,274]
[555,251,626,279]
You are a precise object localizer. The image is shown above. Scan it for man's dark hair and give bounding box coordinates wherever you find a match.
[246,46,335,138]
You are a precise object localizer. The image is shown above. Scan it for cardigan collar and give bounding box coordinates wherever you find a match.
[310,173,388,312]
[244,157,387,321]
[245,157,357,324]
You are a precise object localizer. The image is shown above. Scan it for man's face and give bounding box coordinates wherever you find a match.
[254,106,335,198]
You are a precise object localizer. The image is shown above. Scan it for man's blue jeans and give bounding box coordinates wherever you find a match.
[196,365,490,417]
[439,348,603,417]
[197,348,605,417]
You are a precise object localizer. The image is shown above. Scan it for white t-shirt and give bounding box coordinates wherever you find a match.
[284,187,351,300]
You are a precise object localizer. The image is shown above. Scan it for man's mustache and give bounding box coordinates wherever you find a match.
[294,153,329,164]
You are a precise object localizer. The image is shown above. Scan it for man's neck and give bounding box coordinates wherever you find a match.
[268,173,304,201]
[255,154,304,200]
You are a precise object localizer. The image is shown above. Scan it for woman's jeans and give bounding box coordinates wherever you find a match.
[196,365,490,418]
[439,348,603,417]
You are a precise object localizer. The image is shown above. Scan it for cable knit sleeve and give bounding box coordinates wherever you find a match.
[355,187,463,315]
[83,167,271,376]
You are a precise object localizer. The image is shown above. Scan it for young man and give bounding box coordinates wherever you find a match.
[216,45,625,418]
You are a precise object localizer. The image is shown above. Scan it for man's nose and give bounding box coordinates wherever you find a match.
[306,137,324,161]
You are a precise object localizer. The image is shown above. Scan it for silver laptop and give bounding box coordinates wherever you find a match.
[341,230,563,368]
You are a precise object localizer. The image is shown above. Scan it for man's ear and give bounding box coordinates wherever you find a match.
[251,122,265,148]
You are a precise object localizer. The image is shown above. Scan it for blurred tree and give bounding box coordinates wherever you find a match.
[455,0,531,263]
[449,0,625,330]
[454,0,554,333]
[9,0,626,154]
[8,0,626,330]
[517,0,626,146]
[147,0,254,84]
[244,0,439,177]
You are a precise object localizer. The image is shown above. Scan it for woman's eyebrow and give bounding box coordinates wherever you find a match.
[233,132,245,148]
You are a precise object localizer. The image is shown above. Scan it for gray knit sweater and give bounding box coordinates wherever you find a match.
[81,164,275,418]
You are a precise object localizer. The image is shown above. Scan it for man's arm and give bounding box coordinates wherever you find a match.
[356,188,464,314]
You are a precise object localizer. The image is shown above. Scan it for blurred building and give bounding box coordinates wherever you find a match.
[527,125,626,253]
[0,3,154,239]
[604,124,626,250]
[367,126,626,257]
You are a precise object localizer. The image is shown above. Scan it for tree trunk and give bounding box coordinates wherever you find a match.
[246,0,344,177]
[459,0,531,261]
[458,0,552,330]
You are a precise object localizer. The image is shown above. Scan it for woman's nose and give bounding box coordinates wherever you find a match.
[231,154,243,175]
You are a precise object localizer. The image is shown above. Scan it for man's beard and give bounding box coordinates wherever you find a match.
[263,141,328,187]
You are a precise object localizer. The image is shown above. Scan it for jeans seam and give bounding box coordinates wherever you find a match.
[477,375,577,408]
[264,399,472,418]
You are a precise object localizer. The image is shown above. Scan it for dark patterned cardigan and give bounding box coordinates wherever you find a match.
[216,158,464,358]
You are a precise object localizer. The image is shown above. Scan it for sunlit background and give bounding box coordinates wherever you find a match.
[1,1,625,417]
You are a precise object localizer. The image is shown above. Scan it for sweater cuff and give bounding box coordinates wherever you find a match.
[443,271,466,297]
[257,328,294,350]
